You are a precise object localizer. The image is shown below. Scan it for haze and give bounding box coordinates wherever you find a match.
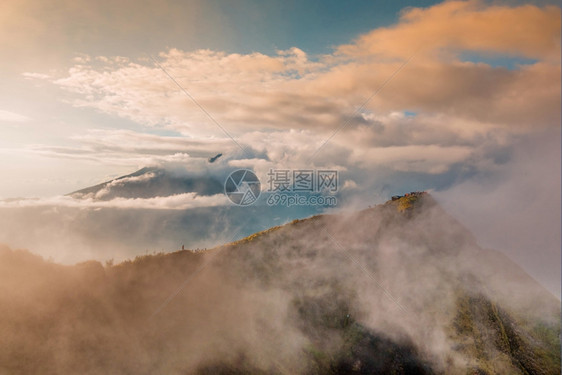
[0,0,560,298]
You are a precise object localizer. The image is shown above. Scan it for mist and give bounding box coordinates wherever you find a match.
[0,1,559,373]
[0,195,558,374]
[434,128,562,297]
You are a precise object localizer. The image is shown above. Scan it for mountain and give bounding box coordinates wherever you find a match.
[68,166,224,200]
[0,194,559,374]
[0,166,326,263]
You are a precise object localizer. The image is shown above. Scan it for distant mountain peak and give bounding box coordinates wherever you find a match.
[387,191,428,212]
[68,166,223,201]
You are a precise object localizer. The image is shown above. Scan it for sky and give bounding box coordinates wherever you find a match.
[0,0,560,294]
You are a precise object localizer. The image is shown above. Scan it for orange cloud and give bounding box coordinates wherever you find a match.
[23,1,560,181]
[337,1,561,62]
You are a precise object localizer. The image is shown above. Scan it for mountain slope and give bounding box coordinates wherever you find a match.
[0,194,559,374]
[68,166,224,200]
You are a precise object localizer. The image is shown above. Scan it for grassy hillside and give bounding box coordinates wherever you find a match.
[0,194,559,374]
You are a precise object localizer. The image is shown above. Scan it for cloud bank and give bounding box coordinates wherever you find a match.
[9,1,561,294]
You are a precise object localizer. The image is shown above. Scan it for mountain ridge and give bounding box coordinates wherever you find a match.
[0,193,559,374]
[67,166,224,200]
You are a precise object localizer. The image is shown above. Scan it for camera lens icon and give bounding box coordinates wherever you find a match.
[224,169,261,206]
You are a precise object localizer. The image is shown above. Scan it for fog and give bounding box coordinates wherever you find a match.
[0,204,320,264]
[0,195,558,374]
[434,128,562,297]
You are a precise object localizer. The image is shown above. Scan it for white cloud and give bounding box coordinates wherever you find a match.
[434,128,561,296]
[2,0,558,299]
[351,144,473,174]
[22,72,50,80]
[36,3,558,152]
[20,1,560,200]
[0,110,30,123]
[90,173,156,199]
[0,193,229,210]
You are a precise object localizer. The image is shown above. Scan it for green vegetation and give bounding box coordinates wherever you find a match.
[0,194,559,375]
[397,195,422,212]
[452,292,561,375]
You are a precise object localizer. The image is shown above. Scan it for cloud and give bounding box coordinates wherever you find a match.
[434,127,561,297]
[48,48,328,136]
[90,172,157,200]
[350,144,473,174]
[337,0,561,62]
[316,60,559,129]
[4,0,559,303]
[22,72,50,80]
[27,128,238,166]
[0,110,30,123]
[17,0,560,242]
[21,112,517,198]
[25,1,555,149]
[0,193,229,210]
